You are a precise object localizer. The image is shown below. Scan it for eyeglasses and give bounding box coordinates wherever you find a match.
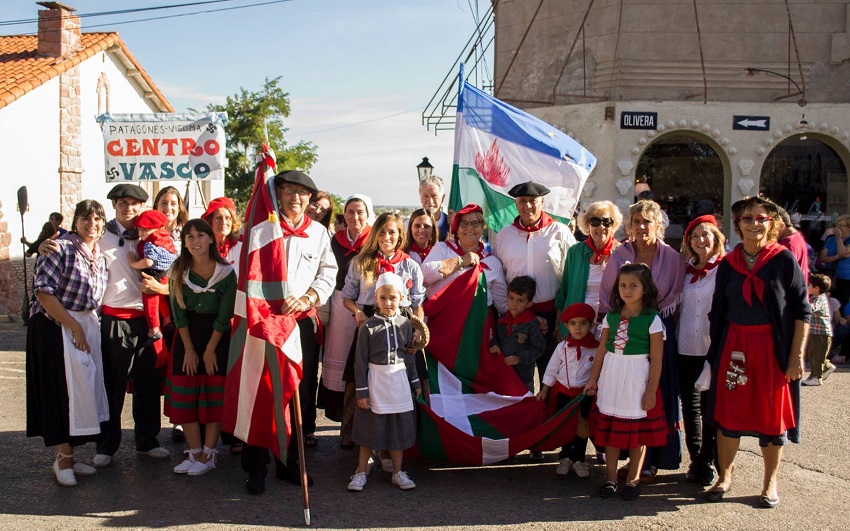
[738,215,772,226]
[308,202,328,213]
[458,221,483,229]
[588,217,614,228]
[278,186,311,198]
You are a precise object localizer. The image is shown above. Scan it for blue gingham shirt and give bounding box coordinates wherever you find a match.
[143,242,178,272]
[30,238,108,318]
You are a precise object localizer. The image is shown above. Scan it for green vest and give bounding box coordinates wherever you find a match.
[604,309,659,355]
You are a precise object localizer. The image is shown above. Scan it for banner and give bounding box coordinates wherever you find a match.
[97,112,228,182]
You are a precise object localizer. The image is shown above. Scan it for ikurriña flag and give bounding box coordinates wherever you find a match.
[449,76,597,233]
[223,144,303,461]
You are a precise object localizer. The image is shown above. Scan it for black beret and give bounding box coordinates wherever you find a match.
[107,184,149,202]
[273,170,318,195]
[507,181,550,198]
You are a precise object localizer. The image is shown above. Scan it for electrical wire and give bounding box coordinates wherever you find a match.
[81,0,293,30]
[290,108,421,137]
[0,0,246,27]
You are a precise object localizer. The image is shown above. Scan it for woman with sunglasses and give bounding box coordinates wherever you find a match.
[555,201,623,338]
[703,196,809,508]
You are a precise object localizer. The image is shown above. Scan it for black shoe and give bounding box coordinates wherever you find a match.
[685,462,699,483]
[698,463,716,487]
[171,425,185,443]
[704,486,730,502]
[621,482,641,500]
[599,481,617,498]
[275,463,314,486]
[246,469,266,495]
[529,451,545,462]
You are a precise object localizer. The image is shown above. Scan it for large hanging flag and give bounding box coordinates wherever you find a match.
[417,264,584,465]
[223,145,303,461]
[449,73,597,233]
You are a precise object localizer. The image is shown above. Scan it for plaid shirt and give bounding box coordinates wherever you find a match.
[808,293,832,337]
[30,239,107,318]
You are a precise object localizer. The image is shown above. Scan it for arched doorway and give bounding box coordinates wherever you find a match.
[636,133,726,247]
[760,136,848,242]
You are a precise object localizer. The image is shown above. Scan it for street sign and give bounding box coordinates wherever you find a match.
[620,111,658,130]
[733,116,770,131]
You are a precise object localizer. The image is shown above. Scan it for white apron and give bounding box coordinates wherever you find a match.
[321,290,356,392]
[61,310,110,436]
[596,351,649,420]
[367,362,414,414]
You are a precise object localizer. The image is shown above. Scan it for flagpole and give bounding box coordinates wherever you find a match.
[292,389,311,525]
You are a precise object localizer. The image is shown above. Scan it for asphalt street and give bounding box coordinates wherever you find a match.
[1,321,848,530]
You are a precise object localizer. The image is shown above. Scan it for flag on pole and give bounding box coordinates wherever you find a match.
[416,265,584,465]
[449,75,597,233]
[223,145,303,461]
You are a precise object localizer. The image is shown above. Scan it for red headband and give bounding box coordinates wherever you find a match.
[684,214,718,241]
[451,204,484,235]
[560,302,596,324]
[202,197,236,221]
[132,209,168,229]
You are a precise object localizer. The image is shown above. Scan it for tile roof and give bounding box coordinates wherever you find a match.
[0,32,172,111]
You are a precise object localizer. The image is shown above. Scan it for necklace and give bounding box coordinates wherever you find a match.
[741,247,762,264]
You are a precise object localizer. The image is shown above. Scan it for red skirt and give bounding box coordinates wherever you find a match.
[589,387,667,449]
[713,323,795,436]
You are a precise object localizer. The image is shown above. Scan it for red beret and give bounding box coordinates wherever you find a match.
[202,197,236,221]
[560,302,596,324]
[684,214,718,242]
[132,209,168,229]
[451,204,484,235]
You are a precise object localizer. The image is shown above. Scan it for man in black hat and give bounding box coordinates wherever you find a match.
[491,180,575,460]
[237,169,337,495]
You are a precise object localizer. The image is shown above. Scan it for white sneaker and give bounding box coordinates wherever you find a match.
[137,447,170,459]
[802,377,822,386]
[187,447,216,476]
[348,471,367,491]
[72,462,96,476]
[392,470,416,490]
[571,461,591,478]
[173,449,201,474]
[381,459,394,473]
[823,364,836,380]
[93,454,112,468]
[555,458,572,476]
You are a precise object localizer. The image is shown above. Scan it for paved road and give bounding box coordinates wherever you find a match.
[1,321,848,530]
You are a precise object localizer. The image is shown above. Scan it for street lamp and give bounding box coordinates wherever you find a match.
[416,157,434,183]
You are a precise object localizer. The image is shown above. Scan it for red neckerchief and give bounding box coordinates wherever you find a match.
[408,242,432,262]
[376,249,410,275]
[217,235,240,259]
[512,212,555,240]
[280,215,312,238]
[334,226,371,256]
[686,258,721,283]
[498,309,537,336]
[140,230,177,255]
[725,242,784,306]
[585,236,616,264]
[446,239,489,269]
[566,333,599,361]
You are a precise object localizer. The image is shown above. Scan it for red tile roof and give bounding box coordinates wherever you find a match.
[0,32,172,111]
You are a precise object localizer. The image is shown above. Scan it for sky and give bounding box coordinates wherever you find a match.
[1,0,494,205]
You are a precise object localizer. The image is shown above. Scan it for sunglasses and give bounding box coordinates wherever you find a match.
[738,215,772,226]
[588,217,615,228]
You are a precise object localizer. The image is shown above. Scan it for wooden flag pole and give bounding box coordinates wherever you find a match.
[292,389,311,525]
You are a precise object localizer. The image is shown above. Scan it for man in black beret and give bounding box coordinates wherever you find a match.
[106,183,150,202]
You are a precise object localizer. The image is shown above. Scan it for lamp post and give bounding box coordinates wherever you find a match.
[416,157,434,184]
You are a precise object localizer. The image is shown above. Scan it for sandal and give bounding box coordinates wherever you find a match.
[304,434,318,447]
[599,481,617,498]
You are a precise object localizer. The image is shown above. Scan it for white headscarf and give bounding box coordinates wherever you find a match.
[345,194,375,225]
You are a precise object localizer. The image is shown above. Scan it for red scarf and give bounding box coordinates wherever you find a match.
[138,230,177,256]
[376,249,410,275]
[408,242,432,262]
[585,236,616,264]
[566,333,599,361]
[280,214,312,239]
[446,239,489,269]
[512,212,555,240]
[334,226,371,256]
[217,235,240,260]
[498,309,537,336]
[725,242,784,306]
[686,258,720,283]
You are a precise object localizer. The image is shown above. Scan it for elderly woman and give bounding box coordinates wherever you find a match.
[153,186,189,252]
[318,195,373,446]
[306,191,335,231]
[599,199,687,480]
[819,214,850,307]
[555,200,623,336]
[703,197,809,507]
[26,200,109,487]
[201,197,243,275]
[677,215,726,487]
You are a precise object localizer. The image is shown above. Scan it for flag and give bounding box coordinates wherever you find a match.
[417,265,584,465]
[223,145,302,461]
[449,77,597,233]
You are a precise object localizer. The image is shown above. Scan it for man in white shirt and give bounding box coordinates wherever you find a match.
[418,175,450,241]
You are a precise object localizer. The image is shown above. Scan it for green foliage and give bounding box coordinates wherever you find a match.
[199,77,317,208]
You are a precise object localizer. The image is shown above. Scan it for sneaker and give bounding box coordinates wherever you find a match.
[72,462,96,476]
[822,364,836,380]
[391,471,416,490]
[173,449,201,474]
[802,377,822,386]
[347,471,367,491]
[571,461,591,478]
[529,450,545,462]
[555,458,572,476]
[137,447,170,459]
[381,458,394,473]
[187,447,216,476]
[93,454,112,468]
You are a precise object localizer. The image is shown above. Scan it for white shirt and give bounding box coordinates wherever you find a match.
[542,340,595,389]
[101,227,143,311]
[421,242,508,314]
[677,258,720,357]
[283,218,337,305]
[584,263,604,314]
[491,220,575,303]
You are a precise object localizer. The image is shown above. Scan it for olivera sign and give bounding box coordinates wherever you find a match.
[97,112,228,182]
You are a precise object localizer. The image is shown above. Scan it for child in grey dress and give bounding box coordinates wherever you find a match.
[347,272,421,492]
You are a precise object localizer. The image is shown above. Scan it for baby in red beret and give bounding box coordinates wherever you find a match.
[130,209,178,345]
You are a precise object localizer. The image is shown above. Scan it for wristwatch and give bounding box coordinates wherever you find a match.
[304,292,317,307]
[456,256,463,269]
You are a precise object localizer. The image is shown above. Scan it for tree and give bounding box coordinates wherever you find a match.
[200,77,317,207]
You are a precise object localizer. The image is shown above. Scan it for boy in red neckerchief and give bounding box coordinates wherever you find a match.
[490,275,546,392]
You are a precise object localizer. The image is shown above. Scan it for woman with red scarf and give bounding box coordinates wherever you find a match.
[677,215,725,487]
[202,197,243,276]
[405,208,438,265]
[704,197,810,508]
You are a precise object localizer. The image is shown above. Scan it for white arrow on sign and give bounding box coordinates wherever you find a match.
[737,118,767,128]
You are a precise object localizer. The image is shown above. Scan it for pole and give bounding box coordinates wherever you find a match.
[16,187,28,304]
[292,389,311,525]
